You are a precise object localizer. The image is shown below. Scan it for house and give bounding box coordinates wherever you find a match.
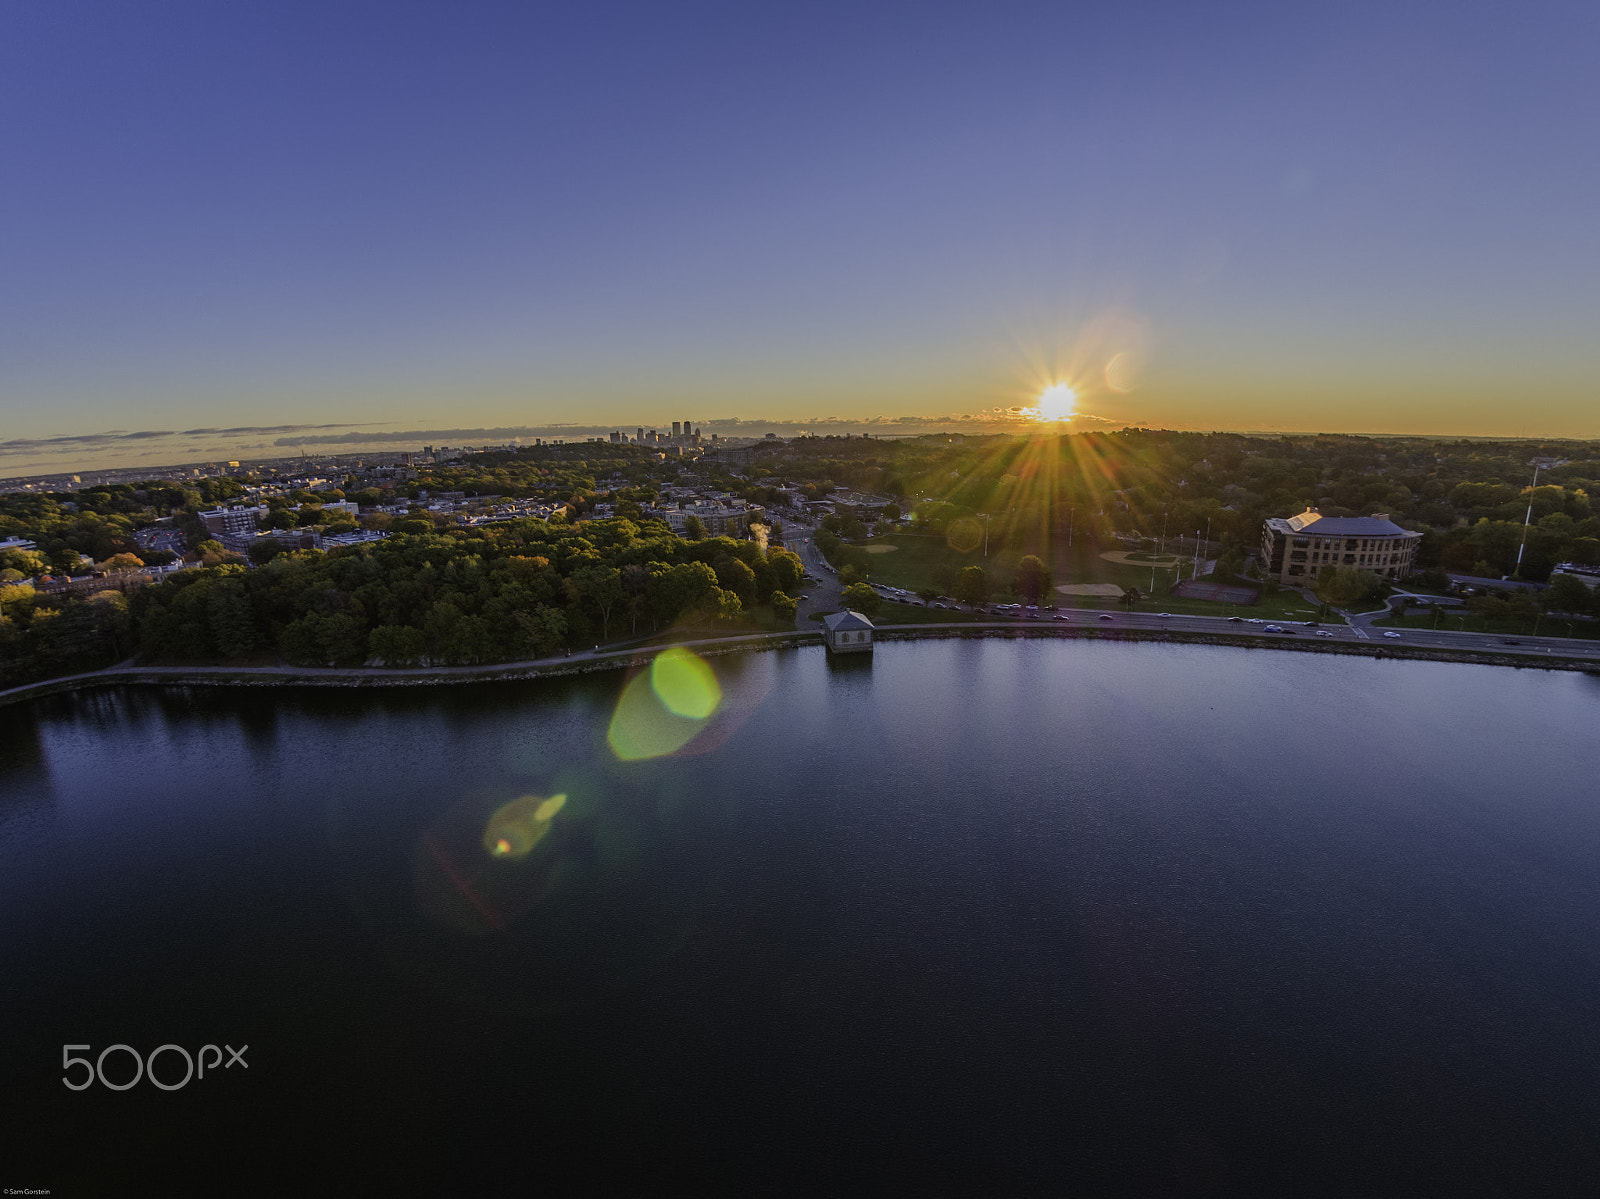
[822,610,875,654]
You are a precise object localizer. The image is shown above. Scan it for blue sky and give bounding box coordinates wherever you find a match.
[3,0,1597,471]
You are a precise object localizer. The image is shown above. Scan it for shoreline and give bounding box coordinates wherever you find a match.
[4,622,1599,709]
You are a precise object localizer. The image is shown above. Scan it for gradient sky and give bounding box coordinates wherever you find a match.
[3,0,1598,472]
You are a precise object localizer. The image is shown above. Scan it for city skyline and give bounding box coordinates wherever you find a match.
[4,2,1598,468]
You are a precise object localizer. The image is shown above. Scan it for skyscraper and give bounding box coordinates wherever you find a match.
[672,422,682,439]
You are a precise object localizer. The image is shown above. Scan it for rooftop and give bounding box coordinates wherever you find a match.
[1271,508,1416,538]
[823,610,875,632]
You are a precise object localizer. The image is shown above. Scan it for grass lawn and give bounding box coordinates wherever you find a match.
[855,533,1318,622]
[1372,610,1600,640]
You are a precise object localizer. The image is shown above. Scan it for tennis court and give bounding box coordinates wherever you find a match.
[1173,579,1261,605]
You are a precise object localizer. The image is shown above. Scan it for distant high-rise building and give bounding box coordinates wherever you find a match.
[636,427,644,442]
[682,419,692,440]
[610,430,621,444]
[672,422,682,439]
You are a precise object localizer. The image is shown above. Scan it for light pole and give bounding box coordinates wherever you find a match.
[979,513,990,557]
[1514,463,1542,578]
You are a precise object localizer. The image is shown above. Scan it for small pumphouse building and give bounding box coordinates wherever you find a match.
[822,610,875,654]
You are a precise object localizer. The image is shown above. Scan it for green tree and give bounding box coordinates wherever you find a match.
[1013,555,1053,605]
[714,557,757,606]
[1119,587,1141,610]
[572,563,625,638]
[953,565,989,608]
[368,624,427,666]
[767,548,804,594]
[1544,573,1592,616]
[769,590,798,625]
[842,581,882,618]
[1316,566,1384,608]
[682,515,707,541]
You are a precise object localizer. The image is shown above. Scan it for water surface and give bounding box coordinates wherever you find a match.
[2,641,1599,1195]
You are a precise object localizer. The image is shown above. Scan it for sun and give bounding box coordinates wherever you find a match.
[1035,383,1076,421]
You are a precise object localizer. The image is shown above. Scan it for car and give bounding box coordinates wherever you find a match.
[1316,630,1334,638]
[1158,612,1172,618]
[1383,631,1402,638]
[1280,627,1297,634]
[1098,614,1114,621]
[1303,621,1319,627]
[1227,616,1244,622]
[1053,614,1068,621]
[1263,624,1283,632]
[1502,639,1521,645]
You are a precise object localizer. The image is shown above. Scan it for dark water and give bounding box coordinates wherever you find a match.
[3,641,1600,1196]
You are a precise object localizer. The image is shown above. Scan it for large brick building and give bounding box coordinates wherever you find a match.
[1260,508,1422,584]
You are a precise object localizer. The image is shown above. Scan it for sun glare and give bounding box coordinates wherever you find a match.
[1035,383,1076,422]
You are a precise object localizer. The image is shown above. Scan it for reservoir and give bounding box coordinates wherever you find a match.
[3,640,1599,1194]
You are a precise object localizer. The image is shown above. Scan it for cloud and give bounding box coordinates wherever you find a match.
[0,423,380,459]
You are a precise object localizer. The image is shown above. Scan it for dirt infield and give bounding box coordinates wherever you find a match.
[863,543,899,554]
[1172,579,1261,605]
[1099,550,1180,566]
[1056,583,1125,597]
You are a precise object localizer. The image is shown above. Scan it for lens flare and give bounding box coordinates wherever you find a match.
[608,647,723,760]
[945,517,983,554]
[482,793,568,859]
[651,646,721,718]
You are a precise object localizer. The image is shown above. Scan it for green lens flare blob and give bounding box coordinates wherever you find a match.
[483,793,567,859]
[945,518,983,554]
[607,648,722,761]
[650,647,721,718]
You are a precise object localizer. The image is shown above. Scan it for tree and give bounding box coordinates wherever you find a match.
[102,552,145,572]
[1119,587,1141,610]
[1316,566,1384,608]
[1211,547,1245,582]
[368,624,427,666]
[1013,555,1053,605]
[513,605,567,656]
[714,557,757,606]
[1544,573,1592,616]
[572,564,624,638]
[842,582,882,618]
[683,515,707,541]
[953,565,988,608]
[769,590,798,625]
[767,548,804,594]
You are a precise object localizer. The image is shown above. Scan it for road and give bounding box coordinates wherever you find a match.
[888,605,1600,662]
[776,519,841,625]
